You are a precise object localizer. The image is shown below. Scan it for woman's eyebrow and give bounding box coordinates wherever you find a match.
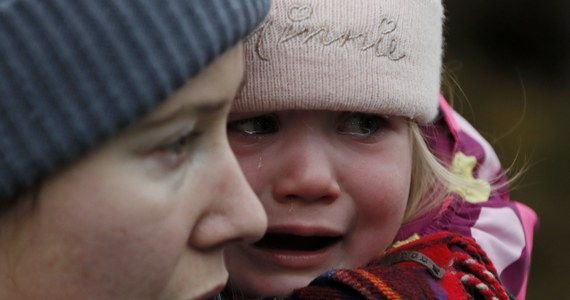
[191,98,230,114]
[137,98,230,131]
[137,71,246,131]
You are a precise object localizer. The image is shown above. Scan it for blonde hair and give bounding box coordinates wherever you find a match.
[405,122,495,222]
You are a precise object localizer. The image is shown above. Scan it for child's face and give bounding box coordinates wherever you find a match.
[0,45,267,300]
[225,110,412,297]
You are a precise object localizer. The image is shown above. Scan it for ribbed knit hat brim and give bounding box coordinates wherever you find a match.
[0,0,271,200]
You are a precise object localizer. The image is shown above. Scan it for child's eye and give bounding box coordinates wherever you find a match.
[155,130,202,167]
[227,114,278,135]
[337,113,388,137]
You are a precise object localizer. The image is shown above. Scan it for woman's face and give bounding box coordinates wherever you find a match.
[225,110,412,297]
[0,45,267,300]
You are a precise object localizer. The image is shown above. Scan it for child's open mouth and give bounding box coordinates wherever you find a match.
[247,228,344,269]
[254,232,343,252]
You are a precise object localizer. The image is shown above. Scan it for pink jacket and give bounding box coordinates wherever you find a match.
[395,96,538,300]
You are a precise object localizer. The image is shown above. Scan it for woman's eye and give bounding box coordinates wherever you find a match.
[164,131,200,154]
[227,115,278,135]
[154,131,201,167]
[337,113,388,137]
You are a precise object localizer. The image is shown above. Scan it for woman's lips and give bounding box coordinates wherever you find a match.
[248,225,343,269]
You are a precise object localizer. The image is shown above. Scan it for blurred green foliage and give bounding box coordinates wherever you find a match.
[444,1,570,298]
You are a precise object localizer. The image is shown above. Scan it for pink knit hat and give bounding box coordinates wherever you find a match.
[233,0,444,123]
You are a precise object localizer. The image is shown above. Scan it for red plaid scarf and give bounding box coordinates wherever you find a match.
[290,232,513,300]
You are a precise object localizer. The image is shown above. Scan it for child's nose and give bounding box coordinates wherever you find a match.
[272,135,341,204]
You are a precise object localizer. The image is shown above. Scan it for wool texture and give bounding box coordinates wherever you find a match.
[290,232,513,300]
[0,0,271,200]
[233,0,444,123]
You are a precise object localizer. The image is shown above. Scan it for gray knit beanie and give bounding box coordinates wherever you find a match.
[0,0,271,201]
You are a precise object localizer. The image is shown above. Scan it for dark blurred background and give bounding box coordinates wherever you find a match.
[444,1,570,298]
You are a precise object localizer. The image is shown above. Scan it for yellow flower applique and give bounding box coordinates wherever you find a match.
[449,152,491,203]
[389,233,421,250]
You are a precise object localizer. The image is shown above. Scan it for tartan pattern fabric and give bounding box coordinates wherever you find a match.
[290,232,513,300]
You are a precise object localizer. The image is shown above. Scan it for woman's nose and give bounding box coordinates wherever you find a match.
[189,142,267,249]
[271,134,341,204]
